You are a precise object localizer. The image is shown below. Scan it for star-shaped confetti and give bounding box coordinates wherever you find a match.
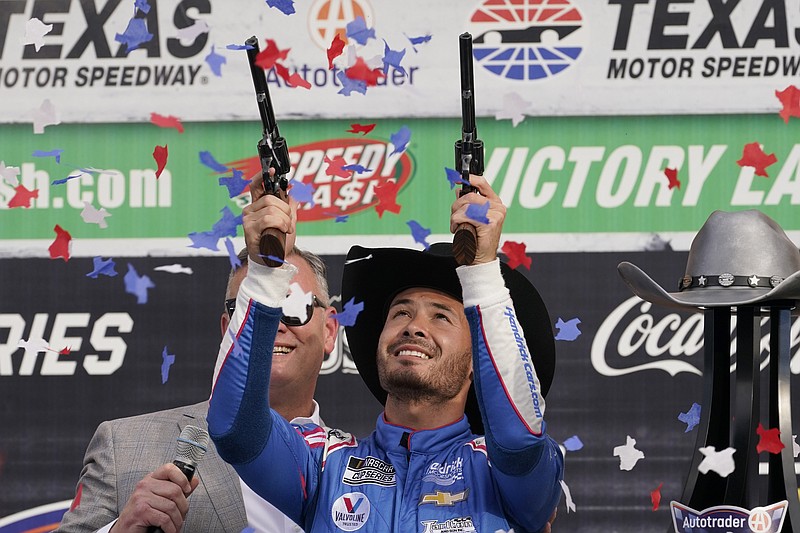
[560,480,576,513]
[22,17,53,52]
[49,224,71,261]
[664,167,680,189]
[406,220,431,249]
[199,151,229,172]
[255,39,290,70]
[205,45,226,77]
[124,263,155,304]
[211,206,243,238]
[347,123,375,135]
[756,423,785,454]
[224,238,241,270]
[698,446,736,477]
[7,184,39,208]
[554,317,581,341]
[775,85,800,123]
[374,180,402,217]
[150,112,184,133]
[153,145,168,178]
[115,16,153,52]
[651,482,663,511]
[324,155,353,179]
[382,40,406,75]
[332,297,364,327]
[389,126,411,156]
[0,161,20,185]
[176,19,209,41]
[32,98,59,134]
[161,346,175,384]
[445,167,470,189]
[337,70,367,96]
[344,56,385,86]
[501,240,531,270]
[78,200,111,228]
[613,435,645,471]
[346,16,375,45]
[86,257,117,278]
[267,0,295,15]
[288,179,316,205]
[563,435,583,452]
[154,264,193,274]
[219,168,250,198]
[678,402,701,432]
[465,201,490,224]
[188,230,220,251]
[495,92,532,127]
[327,34,345,69]
[736,142,778,177]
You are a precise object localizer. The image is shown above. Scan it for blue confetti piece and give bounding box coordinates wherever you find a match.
[263,254,285,264]
[135,0,151,14]
[554,317,582,341]
[124,263,155,304]
[188,230,220,251]
[227,43,254,50]
[160,346,175,384]
[266,0,295,15]
[678,402,701,433]
[445,167,470,189]
[335,215,349,223]
[86,256,117,279]
[115,18,153,52]
[382,39,406,75]
[211,206,243,239]
[406,220,431,250]
[333,297,364,327]
[346,16,375,45]
[288,179,315,206]
[563,435,584,452]
[337,70,366,96]
[224,238,242,270]
[389,126,411,156]
[219,169,250,198]
[32,149,64,163]
[51,173,83,186]
[199,151,230,172]
[408,34,432,46]
[465,201,490,225]
[205,44,226,77]
[342,164,372,174]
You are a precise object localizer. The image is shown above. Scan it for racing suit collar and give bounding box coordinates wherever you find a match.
[376,413,473,454]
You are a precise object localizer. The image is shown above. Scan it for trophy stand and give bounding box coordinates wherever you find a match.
[675,301,799,531]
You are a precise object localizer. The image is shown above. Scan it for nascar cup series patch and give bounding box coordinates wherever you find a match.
[670,500,788,533]
[331,493,370,531]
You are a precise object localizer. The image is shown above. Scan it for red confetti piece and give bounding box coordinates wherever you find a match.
[324,155,353,179]
[69,483,83,511]
[273,63,311,89]
[373,180,401,218]
[664,167,680,190]
[150,112,184,133]
[736,142,778,177]
[255,39,290,70]
[7,184,39,208]
[501,240,532,270]
[756,423,785,454]
[347,123,376,135]
[327,33,345,69]
[345,56,385,86]
[153,145,168,178]
[650,482,663,511]
[49,224,72,262]
[775,85,800,123]
[59,346,71,355]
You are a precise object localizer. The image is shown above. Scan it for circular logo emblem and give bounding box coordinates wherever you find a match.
[468,0,586,81]
[308,0,373,50]
[331,492,371,531]
[718,273,735,287]
[748,507,772,532]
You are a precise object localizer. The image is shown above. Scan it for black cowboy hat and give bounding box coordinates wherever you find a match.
[618,210,800,313]
[341,242,555,435]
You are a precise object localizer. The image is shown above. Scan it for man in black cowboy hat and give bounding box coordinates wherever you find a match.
[208,173,563,532]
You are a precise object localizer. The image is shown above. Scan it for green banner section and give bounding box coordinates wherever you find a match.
[1,114,799,243]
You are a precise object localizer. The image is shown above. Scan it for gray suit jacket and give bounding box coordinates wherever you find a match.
[55,401,247,533]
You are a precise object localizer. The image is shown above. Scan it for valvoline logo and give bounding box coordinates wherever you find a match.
[225,138,413,222]
[469,0,585,81]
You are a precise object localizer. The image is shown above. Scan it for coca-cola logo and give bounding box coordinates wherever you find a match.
[592,296,800,377]
[225,138,413,221]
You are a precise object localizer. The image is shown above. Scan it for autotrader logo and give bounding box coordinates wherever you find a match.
[468,0,585,81]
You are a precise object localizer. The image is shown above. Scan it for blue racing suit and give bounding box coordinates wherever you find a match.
[208,259,563,532]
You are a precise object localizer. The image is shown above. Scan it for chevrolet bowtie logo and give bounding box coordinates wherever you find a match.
[419,489,469,506]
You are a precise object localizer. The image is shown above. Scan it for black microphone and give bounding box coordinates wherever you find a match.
[146,424,209,533]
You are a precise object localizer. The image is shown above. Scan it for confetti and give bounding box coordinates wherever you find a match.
[327,34,345,69]
[334,215,349,223]
[287,179,315,206]
[266,0,295,15]
[224,238,241,270]
[495,92,532,127]
[176,20,209,41]
[150,113,184,133]
[161,346,175,384]
[678,402,701,433]
[51,173,83,186]
[407,33,432,52]
[389,126,411,156]
[324,155,353,179]
[86,257,117,278]
[22,17,52,52]
[445,167,470,189]
[226,43,252,51]
[79,201,111,228]
[115,17,153,52]
[501,240,531,270]
[154,264,193,275]
[560,480,576,513]
[613,435,645,471]
[382,40,406,75]
[697,446,736,477]
[736,142,778,177]
[0,161,20,185]
[283,282,314,322]
[342,164,371,174]
[775,85,800,123]
[205,44,226,77]
[134,0,151,13]
[664,167,680,189]
[32,99,59,134]
[756,423,785,454]
[465,201,490,224]
[563,435,583,452]
[345,56,385,86]
[211,206,243,239]
[373,180,402,218]
[346,123,376,135]
[48,224,72,261]
[219,168,250,198]
[554,317,581,341]
[333,297,364,327]
[7,184,39,208]
[274,63,311,89]
[153,145,168,178]
[406,220,431,249]
[199,151,229,172]
[346,16,376,45]
[255,39,290,70]
[337,70,367,96]
[69,483,83,511]
[32,148,64,162]
[188,230,220,251]
[650,482,663,511]
[124,263,155,304]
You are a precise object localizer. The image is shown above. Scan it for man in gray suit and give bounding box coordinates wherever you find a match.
[56,244,339,533]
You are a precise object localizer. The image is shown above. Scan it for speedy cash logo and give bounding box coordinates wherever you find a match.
[225,137,413,221]
[468,0,585,81]
[307,0,374,50]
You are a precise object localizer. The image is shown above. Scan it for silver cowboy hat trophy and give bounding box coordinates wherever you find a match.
[618,209,800,313]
